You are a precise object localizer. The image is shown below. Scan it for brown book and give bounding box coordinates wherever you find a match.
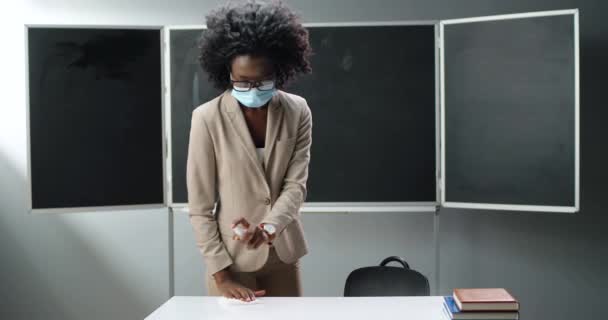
[453,288,519,311]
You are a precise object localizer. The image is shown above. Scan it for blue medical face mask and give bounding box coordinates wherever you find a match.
[231,87,276,108]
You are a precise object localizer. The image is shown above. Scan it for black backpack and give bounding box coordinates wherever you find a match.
[344,256,430,297]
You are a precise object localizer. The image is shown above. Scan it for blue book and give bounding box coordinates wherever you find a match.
[443,296,519,320]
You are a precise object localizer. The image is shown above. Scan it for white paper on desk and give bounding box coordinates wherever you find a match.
[218,297,264,307]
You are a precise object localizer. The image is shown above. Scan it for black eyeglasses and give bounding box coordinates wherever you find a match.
[230,75,276,92]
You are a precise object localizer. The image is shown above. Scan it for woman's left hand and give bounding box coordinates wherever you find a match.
[231,217,270,249]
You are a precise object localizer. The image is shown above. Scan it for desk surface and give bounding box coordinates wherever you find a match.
[145,296,446,320]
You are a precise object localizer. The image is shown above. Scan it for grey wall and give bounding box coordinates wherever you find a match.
[3,0,606,319]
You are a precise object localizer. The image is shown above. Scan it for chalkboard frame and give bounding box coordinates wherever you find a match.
[163,21,441,213]
[25,24,168,214]
[163,25,207,209]
[439,9,580,213]
[23,12,578,214]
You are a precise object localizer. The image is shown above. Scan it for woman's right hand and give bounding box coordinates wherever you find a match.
[213,270,266,301]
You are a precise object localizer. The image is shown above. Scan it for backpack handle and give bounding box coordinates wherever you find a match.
[380,256,410,269]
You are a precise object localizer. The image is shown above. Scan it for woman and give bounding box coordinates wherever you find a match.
[186,1,313,301]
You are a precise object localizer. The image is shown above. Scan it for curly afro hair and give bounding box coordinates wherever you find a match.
[198,0,312,90]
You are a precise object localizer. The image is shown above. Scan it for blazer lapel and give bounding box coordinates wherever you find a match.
[222,91,266,180]
[221,90,282,190]
[264,92,284,172]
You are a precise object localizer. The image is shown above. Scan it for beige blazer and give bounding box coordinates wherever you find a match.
[186,89,312,275]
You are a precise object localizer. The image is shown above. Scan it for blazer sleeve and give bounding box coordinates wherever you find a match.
[186,108,233,275]
[262,100,313,234]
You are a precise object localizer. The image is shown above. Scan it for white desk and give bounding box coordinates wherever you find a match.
[145,296,446,320]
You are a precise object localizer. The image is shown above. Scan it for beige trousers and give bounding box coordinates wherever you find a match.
[207,246,302,297]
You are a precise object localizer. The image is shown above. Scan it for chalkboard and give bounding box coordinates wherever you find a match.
[168,28,223,204]
[168,25,437,204]
[27,27,164,210]
[442,13,577,208]
[289,25,437,202]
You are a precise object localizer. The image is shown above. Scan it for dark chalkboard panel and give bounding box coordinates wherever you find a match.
[27,27,164,210]
[167,28,223,204]
[168,25,437,204]
[442,13,577,209]
[289,25,437,202]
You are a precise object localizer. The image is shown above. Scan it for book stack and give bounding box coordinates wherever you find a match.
[443,288,520,320]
